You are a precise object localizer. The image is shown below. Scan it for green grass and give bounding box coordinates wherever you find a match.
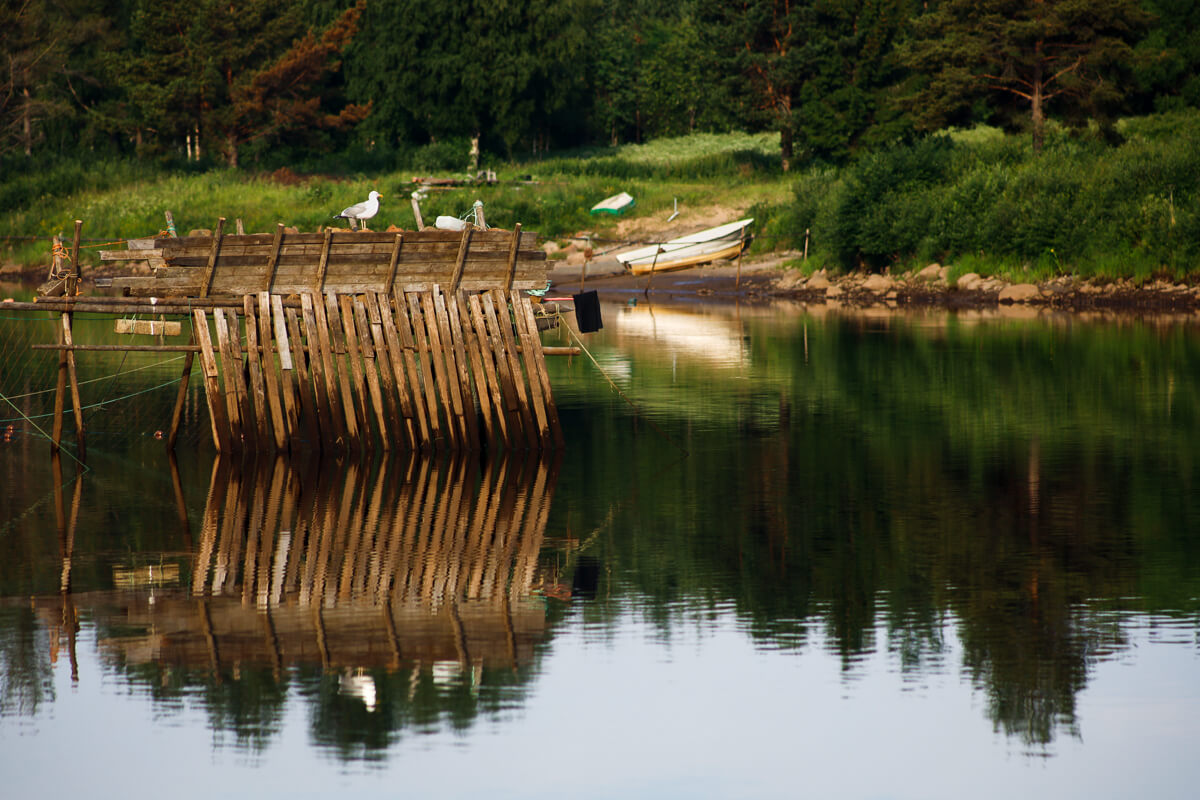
[3,117,1200,283]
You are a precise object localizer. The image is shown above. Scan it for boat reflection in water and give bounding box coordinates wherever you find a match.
[32,452,563,753]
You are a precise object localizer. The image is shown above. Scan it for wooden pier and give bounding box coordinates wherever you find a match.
[30,219,572,455]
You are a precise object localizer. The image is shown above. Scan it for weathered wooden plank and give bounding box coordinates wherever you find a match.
[152,229,543,249]
[315,229,333,292]
[449,228,472,293]
[302,293,341,446]
[455,293,496,447]
[466,293,510,445]
[284,305,319,448]
[114,318,182,336]
[510,292,551,448]
[439,288,479,448]
[322,292,360,444]
[266,223,285,291]
[488,290,539,449]
[241,298,273,450]
[338,293,374,445]
[405,292,445,449]
[419,291,461,449]
[256,293,289,451]
[515,294,565,448]
[504,223,522,290]
[212,308,245,445]
[376,293,426,449]
[99,248,165,261]
[385,234,403,299]
[480,292,526,444]
[362,294,407,449]
[270,294,301,448]
[352,295,390,449]
[200,218,226,298]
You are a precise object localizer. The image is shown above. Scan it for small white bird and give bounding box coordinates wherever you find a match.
[334,190,382,230]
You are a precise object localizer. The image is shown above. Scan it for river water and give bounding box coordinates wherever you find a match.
[1,295,1198,799]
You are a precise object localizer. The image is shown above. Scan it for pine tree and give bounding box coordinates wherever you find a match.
[900,0,1151,151]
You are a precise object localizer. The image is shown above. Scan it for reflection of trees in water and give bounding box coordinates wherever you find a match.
[562,312,1200,749]
[5,452,560,758]
[0,607,55,718]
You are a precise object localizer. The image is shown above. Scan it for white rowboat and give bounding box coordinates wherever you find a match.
[616,218,753,275]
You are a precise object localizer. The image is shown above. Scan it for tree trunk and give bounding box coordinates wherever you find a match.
[1031,41,1045,154]
[780,125,794,173]
[22,87,32,156]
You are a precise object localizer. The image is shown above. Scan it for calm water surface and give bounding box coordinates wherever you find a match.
[2,296,1199,799]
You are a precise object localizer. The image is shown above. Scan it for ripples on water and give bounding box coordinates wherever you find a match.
[2,300,1200,798]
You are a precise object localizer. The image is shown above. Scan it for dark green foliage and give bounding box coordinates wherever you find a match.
[899,0,1151,150]
[779,113,1200,276]
[1131,0,1200,112]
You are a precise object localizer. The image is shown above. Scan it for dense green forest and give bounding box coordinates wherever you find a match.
[2,0,1199,278]
[3,0,1197,168]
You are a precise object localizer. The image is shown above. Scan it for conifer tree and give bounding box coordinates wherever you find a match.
[900,0,1151,151]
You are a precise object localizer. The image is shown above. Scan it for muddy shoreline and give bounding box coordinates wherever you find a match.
[548,256,1200,317]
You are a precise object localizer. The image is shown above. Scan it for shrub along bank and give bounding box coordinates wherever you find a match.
[754,112,1200,283]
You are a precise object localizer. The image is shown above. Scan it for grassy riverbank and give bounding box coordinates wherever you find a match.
[2,112,1198,283]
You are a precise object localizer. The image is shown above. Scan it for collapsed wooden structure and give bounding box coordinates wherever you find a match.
[32,218,571,456]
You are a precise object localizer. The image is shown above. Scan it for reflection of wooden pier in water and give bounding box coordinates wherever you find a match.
[25,219,570,455]
[41,452,560,675]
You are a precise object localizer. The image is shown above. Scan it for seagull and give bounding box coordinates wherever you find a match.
[334,190,382,230]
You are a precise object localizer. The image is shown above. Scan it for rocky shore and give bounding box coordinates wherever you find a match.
[549,251,1200,315]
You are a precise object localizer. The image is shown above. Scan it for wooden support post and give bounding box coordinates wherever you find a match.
[378,293,428,449]
[441,290,479,448]
[241,298,272,450]
[283,303,319,449]
[432,288,473,447]
[164,210,178,238]
[486,290,537,448]
[386,233,404,300]
[466,293,510,445]
[326,292,363,444]
[454,293,495,447]
[266,223,285,292]
[166,335,196,450]
[419,291,461,449]
[504,223,522,290]
[363,293,407,449]
[406,292,444,449]
[735,233,746,290]
[201,217,226,298]
[61,313,86,459]
[236,218,246,235]
[514,293,565,447]
[302,293,343,446]
[67,220,82,296]
[51,319,67,453]
[450,227,472,293]
[510,292,551,447]
[193,310,231,453]
[269,294,301,448]
[411,193,425,230]
[315,228,333,293]
[350,295,390,449]
[212,308,245,446]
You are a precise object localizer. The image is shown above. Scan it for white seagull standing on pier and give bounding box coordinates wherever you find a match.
[334,190,382,230]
